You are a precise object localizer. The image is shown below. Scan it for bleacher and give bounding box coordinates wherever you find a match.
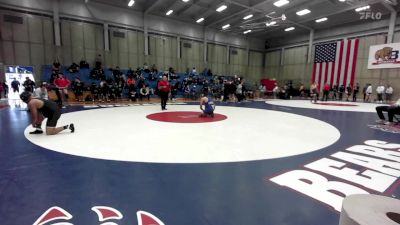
[41,65,219,100]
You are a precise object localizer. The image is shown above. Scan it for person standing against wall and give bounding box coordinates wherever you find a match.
[385,85,393,103]
[376,84,385,103]
[158,75,171,110]
[352,83,360,102]
[322,83,330,101]
[365,84,372,102]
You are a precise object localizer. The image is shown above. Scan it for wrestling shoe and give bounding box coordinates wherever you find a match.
[29,129,43,134]
[69,123,75,133]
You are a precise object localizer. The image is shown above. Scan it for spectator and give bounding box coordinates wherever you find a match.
[54,74,71,106]
[191,67,197,76]
[376,84,385,103]
[170,79,178,102]
[23,77,36,93]
[299,84,305,98]
[72,78,85,102]
[95,54,102,69]
[353,83,360,102]
[345,84,352,102]
[207,69,213,77]
[331,85,338,101]
[3,82,9,98]
[139,84,150,101]
[236,80,244,102]
[89,82,99,102]
[375,98,400,125]
[80,60,89,69]
[150,64,158,74]
[143,63,150,73]
[322,83,330,101]
[310,82,319,103]
[259,84,266,98]
[385,84,393,103]
[52,59,61,73]
[0,82,3,99]
[68,63,80,73]
[33,82,49,100]
[338,84,345,101]
[365,84,372,102]
[99,79,109,102]
[272,85,280,99]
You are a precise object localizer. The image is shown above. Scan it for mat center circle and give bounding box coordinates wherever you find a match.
[146,111,227,123]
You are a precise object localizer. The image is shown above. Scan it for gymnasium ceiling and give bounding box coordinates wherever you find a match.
[88,0,400,39]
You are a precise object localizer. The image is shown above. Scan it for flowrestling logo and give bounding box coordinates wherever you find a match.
[33,206,165,225]
[269,140,400,212]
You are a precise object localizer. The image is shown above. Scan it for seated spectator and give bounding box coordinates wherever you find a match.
[127,68,134,77]
[151,64,158,74]
[113,66,124,83]
[259,84,266,98]
[80,60,89,69]
[207,69,213,77]
[52,59,61,73]
[88,82,99,102]
[376,98,400,125]
[95,54,102,69]
[33,82,49,100]
[72,77,85,102]
[191,67,197,76]
[99,79,109,102]
[68,63,80,73]
[90,67,105,80]
[143,63,150,73]
[139,84,150,101]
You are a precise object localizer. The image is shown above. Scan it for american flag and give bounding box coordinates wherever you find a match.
[312,39,360,90]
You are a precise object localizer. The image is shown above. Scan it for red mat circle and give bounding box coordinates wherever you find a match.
[146,111,227,123]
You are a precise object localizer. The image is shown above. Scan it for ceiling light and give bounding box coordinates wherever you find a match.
[196,18,204,23]
[316,17,328,23]
[339,0,345,2]
[243,30,252,34]
[285,27,295,31]
[296,9,310,16]
[216,5,227,12]
[222,24,230,29]
[166,10,173,15]
[355,5,370,12]
[182,0,189,2]
[128,0,134,7]
[243,14,253,20]
[273,0,289,7]
[266,21,277,26]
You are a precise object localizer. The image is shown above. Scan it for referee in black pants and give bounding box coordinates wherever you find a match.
[158,75,171,110]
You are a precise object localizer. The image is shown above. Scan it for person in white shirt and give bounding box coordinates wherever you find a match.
[365,84,372,102]
[376,98,400,125]
[376,85,385,103]
[385,85,393,103]
[33,83,49,100]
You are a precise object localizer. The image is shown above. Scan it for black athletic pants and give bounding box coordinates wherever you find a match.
[376,105,400,122]
[159,91,168,109]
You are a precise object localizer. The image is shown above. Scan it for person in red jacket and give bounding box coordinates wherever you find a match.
[54,73,71,106]
[158,75,171,110]
[322,83,330,101]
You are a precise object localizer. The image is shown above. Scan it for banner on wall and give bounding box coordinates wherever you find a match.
[367,42,400,69]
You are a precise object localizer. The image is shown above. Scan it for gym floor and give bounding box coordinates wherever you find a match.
[0,99,399,225]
